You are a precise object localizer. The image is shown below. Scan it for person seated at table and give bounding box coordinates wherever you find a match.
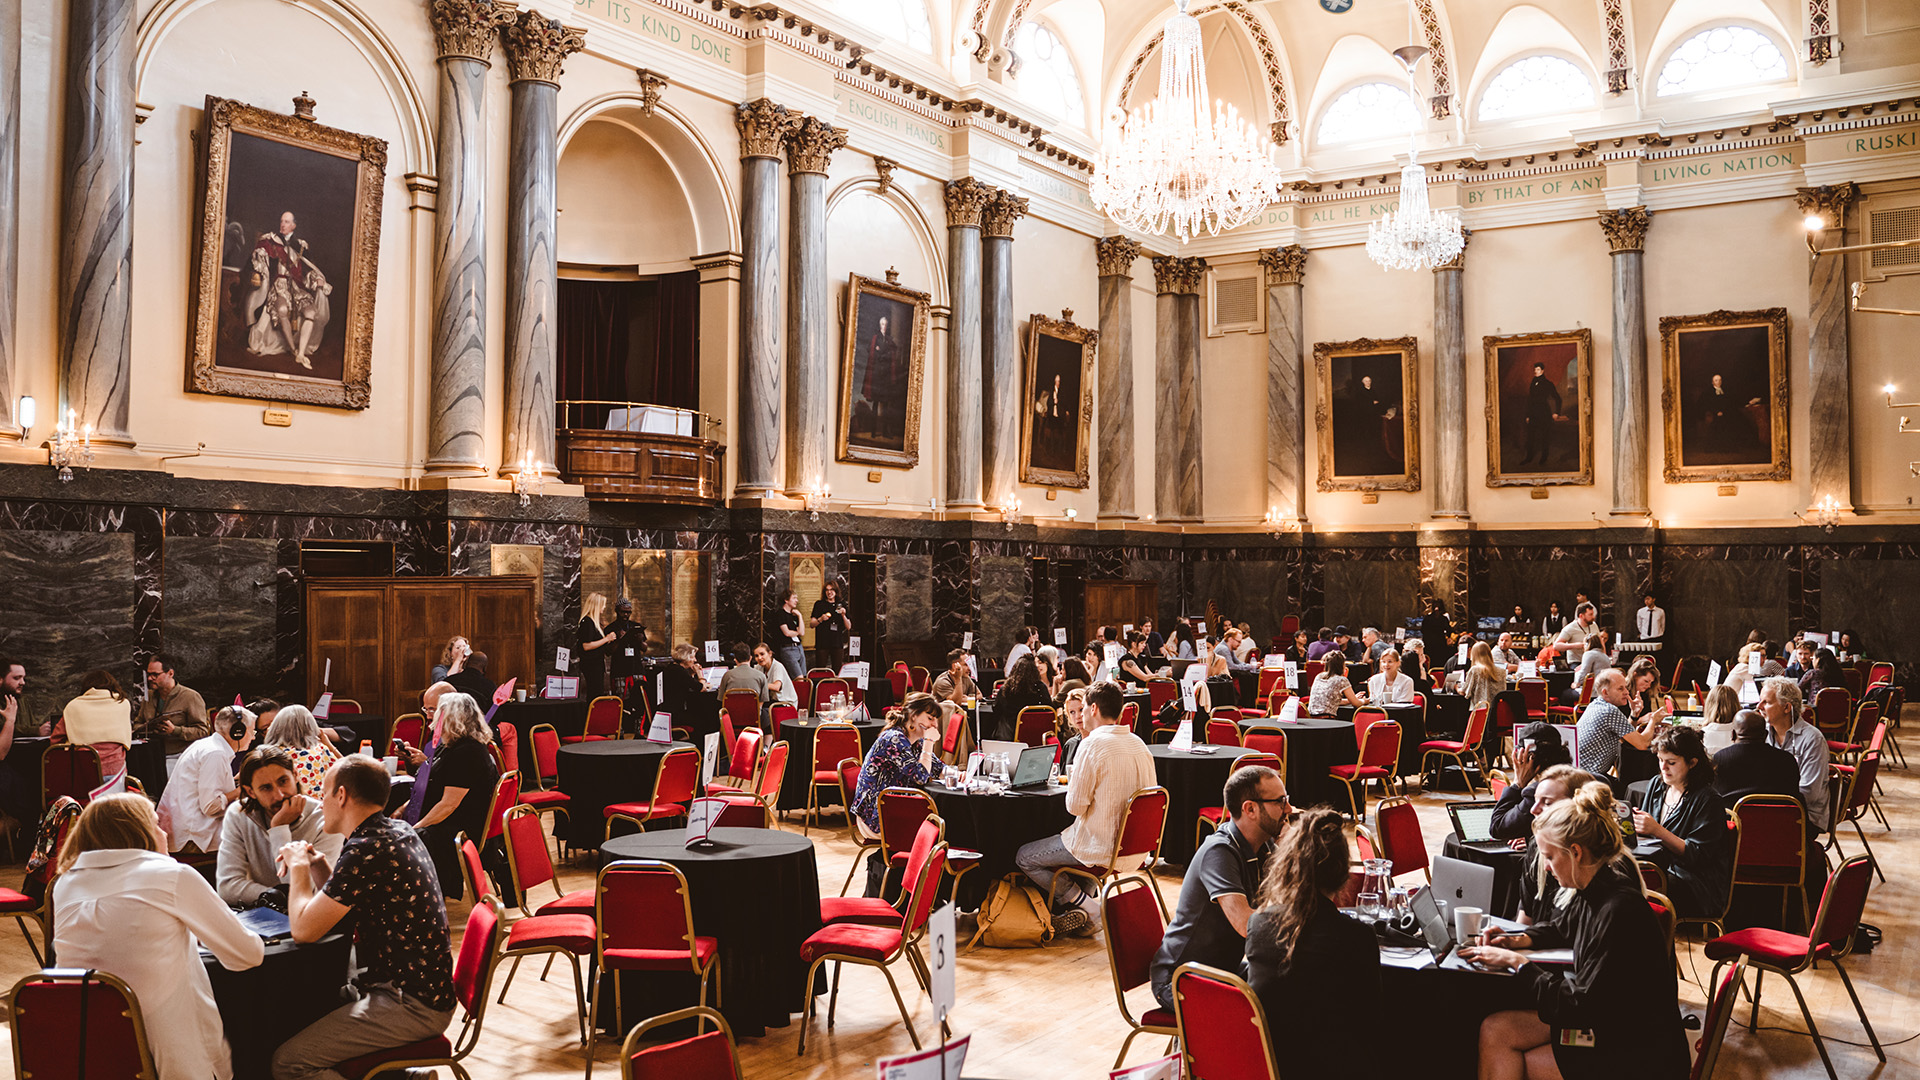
[1631,726,1731,920]
[45,668,134,781]
[1758,676,1830,832]
[1113,632,1156,690]
[850,693,940,895]
[247,697,281,741]
[1164,618,1199,661]
[1244,807,1380,1080]
[413,692,498,900]
[157,704,257,854]
[445,648,497,704]
[1215,629,1257,677]
[1623,656,1669,722]
[1280,629,1312,665]
[659,644,714,728]
[1034,644,1062,689]
[1751,641,1785,680]
[277,755,456,1080]
[1057,657,1092,697]
[1305,653,1366,717]
[1402,639,1433,696]
[1575,669,1663,793]
[263,704,343,794]
[1058,688,1090,765]
[1081,640,1111,683]
[1463,781,1690,1080]
[715,642,769,705]
[1511,765,1598,924]
[995,654,1056,740]
[752,642,797,709]
[1334,626,1363,664]
[1784,639,1816,681]
[1698,685,1739,755]
[1304,627,1338,663]
[1005,626,1038,674]
[218,745,343,911]
[1491,723,1571,842]
[1565,633,1611,702]
[1800,647,1846,701]
[1366,648,1417,704]
[1140,617,1165,658]
[52,793,265,1080]
[1150,764,1287,1010]
[1232,624,1259,666]
[932,649,980,704]
[1361,627,1389,665]
[1712,709,1801,806]
[135,653,211,763]
[1459,641,1506,714]
[432,635,470,683]
[1015,681,1155,936]
[392,683,455,827]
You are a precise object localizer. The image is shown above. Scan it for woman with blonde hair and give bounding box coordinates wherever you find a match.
[52,794,264,1080]
[432,635,470,683]
[263,703,341,793]
[576,591,616,698]
[1463,780,1688,1080]
[1460,640,1505,714]
[1699,684,1739,755]
[414,691,499,899]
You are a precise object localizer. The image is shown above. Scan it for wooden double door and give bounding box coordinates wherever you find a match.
[1084,580,1157,647]
[306,576,539,719]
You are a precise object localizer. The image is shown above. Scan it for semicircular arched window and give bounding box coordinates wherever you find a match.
[1655,25,1789,97]
[832,0,933,54]
[1477,55,1596,121]
[1316,81,1417,146]
[1012,21,1087,129]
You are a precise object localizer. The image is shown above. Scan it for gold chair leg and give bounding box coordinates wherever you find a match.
[879,960,922,1050]
[797,957,828,1054]
[584,974,602,1080]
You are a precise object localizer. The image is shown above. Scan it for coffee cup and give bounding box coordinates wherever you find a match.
[1454,905,1485,947]
[382,755,399,775]
[515,688,527,702]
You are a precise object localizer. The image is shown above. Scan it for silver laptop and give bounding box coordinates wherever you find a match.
[1009,745,1057,790]
[980,739,1027,762]
[1430,854,1496,918]
[1410,884,1511,975]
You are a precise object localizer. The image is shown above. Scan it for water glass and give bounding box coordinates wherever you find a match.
[1388,886,1411,921]
[1357,892,1382,922]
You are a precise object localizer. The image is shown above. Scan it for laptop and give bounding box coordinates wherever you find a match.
[1008,744,1058,790]
[980,739,1027,762]
[1409,884,1511,975]
[1430,854,1497,917]
[1446,801,1502,845]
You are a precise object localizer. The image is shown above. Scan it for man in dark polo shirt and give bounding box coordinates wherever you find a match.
[1148,764,1288,1009]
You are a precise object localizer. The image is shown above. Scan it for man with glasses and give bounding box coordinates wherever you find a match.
[1148,764,1288,1010]
[136,652,209,767]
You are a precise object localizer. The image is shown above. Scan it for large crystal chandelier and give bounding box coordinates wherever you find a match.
[1366,43,1464,271]
[1091,0,1282,243]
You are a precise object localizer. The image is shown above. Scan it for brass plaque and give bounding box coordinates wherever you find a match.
[671,551,711,647]
[581,548,619,609]
[625,549,668,647]
[490,543,544,581]
[790,552,826,649]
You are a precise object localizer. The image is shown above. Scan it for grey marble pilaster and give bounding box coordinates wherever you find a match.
[944,179,992,510]
[0,0,18,438]
[59,0,138,446]
[1259,246,1306,521]
[1599,207,1652,516]
[1432,243,1468,519]
[982,232,1016,503]
[1152,256,1206,522]
[1173,291,1204,521]
[735,99,794,498]
[783,117,845,495]
[1799,184,1859,511]
[1095,237,1141,519]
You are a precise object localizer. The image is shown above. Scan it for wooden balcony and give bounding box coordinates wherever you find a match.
[559,426,725,506]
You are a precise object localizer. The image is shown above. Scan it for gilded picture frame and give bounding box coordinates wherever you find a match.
[1659,308,1791,483]
[187,95,386,409]
[1019,311,1099,488]
[1484,328,1594,487]
[1314,336,1421,492]
[838,271,931,468]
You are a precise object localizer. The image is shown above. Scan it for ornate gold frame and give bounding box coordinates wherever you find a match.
[1659,307,1791,483]
[1313,336,1421,492]
[187,95,386,409]
[1483,328,1594,487]
[1018,311,1099,488]
[837,272,931,468]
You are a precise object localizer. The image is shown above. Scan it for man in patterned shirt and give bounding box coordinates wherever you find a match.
[275,755,455,1080]
[1575,668,1663,794]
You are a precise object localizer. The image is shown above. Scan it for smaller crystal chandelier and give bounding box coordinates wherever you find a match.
[49,408,95,483]
[1813,495,1841,533]
[1365,41,1464,272]
[802,478,831,521]
[1000,493,1022,532]
[511,450,547,507]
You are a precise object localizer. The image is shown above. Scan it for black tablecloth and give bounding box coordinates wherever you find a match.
[1425,693,1469,738]
[494,700,592,776]
[1442,836,1528,919]
[598,827,821,1037]
[926,782,1073,909]
[1377,959,1541,1080]
[556,740,687,847]
[1150,743,1260,865]
[6,736,169,804]
[326,714,387,756]
[205,933,353,1080]
[1335,703,1428,774]
[775,716,884,811]
[1235,717,1355,811]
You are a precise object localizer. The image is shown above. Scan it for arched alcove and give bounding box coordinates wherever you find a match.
[557,102,734,270]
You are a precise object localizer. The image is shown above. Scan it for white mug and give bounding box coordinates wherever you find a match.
[1454,905,1485,946]
[381,755,399,775]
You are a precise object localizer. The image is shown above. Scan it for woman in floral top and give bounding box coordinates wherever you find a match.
[1307,652,1368,717]
[849,693,941,896]
[263,705,341,794]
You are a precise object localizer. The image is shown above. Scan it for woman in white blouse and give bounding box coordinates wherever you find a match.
[51,793,264,1080]
[1367,649,1417,704]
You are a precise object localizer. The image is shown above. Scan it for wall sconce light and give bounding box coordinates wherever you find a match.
[1064,506,1078,521]
[1814,494,1841,533]
[511,450,547,507]
[1263,506,1293,538]
[49,408,94,483]
[1000,493,1021,531]
[803,479,831,521]
[16,395,35,434]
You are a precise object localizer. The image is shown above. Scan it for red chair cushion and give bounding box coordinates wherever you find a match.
[820,895,902,926]
[703,780,748,796]
[561,734,612,744]
[604,936,719,970]
[1420,739,1469,753]
[535,888,596,918]
[1703,928,1827,966]
[812,770,841,784]
[337,1036,456,1079]
[1240,709,1266,719]
[604,801,686,819]
[1197,806,1226,824]
[0,887,35,912]
[520,789,570,808]
[1328,764,1390,780]
[506,913,597,954]
[800,923,904,963]
[1140,1007,1176,1028]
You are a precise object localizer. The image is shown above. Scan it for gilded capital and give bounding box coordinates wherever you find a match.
[1432,227,1472,272]
[784,115,848,175]
[1597,206,1652,254]
[1095,236,1142,277]
[944,178,993,229]
[428,0,517,64]
[1258,245,1307,286]
[981,190,1030,238]
[501,9,585,85]
[1795,182,1859,230]
[1152,255,1208,296]
[735,98,796,160]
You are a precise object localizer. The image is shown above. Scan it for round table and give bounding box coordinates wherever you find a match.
[1334,702,1428,775]
[775,715,884,811]
[205,933,352,1080]
[1150,743,1261,865]
[599,827,821,1038]
[556,740,688,848]
[1235,717,1356,812]
[926,782,1074,909]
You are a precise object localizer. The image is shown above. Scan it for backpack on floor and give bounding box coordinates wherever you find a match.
[968,873,1053,949]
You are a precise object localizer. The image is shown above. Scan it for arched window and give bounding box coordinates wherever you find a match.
[1477,55,1596,121]
[832,0,933,54]
[1011,21,1086,128]
[1655,25,1788,96]
[1316,82,1417,145]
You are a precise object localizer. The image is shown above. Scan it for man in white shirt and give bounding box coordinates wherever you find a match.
[157,705,257,853]
[1005,627,1038,674]
[752,642,797,708]
[1636,594,1666,642]
[1489,632,1523,672]
[1367,649,1417,703]
[218,746,343,909]
[1015,681,1156,936]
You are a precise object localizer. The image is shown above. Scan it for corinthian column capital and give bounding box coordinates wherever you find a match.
[1096,236,1142,277]
[735,98,797,160]
[945,177,993,229]
[1152,255,1207,295]
[1597,206,1652,254]
[981,190,1030,238]
[429,0,518,64]
[1258,244,1307,286]
[501,9,586,85]
[1795,182,1859,230]
[783,115,848,176]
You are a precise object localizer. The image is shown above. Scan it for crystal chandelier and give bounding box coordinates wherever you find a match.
[1365,43,1464,271]
[1091,0,1282,243]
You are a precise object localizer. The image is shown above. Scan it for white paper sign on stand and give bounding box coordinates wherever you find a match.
[1111,1053,1180,1080]
[1277,696,1301,723]
[1054,628,1067,646]
[656,671,666,702]
[876,1035,970,1080]
[928,903,955,1023]
[1105,643,1124,668]
[701,732,721,786]
[1458,643,1471,664]
[683,796,727,847]
[964,655,978,680]
[1196,620,1207,634]
[1395,627,1406,642]
[323,658,332,687]
[1283,661,1299,690]
[647,712,673,743]
[545,675,579,699]
[1179,678,1199,713]
[555,647,571,673]
[1167,715,1195,751]
[313,692,333,720]
[849,637,862,658]
[1708,661,1723,686]
[840,661,870,690]
[704,640,722,663]
[1123,623,1133,634]
[1518,661,1538,679]
[1738,679,1760,705]
[1263,654,1284,669]
[962,631,973,650]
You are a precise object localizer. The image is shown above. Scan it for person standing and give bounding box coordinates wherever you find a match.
[576,592,616,699]
[136,654,210,763]
[1538,601,1569,638]
[811,581,852,669]
[607,598,649,698]
[773,591,809,684]
[1636,593,1666,643]
[0,658,35,828]
[1149,764,1287,1010]
[157,705,257,854]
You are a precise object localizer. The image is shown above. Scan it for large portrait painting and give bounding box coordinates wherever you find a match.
[1314,337,1420,492]
[1485,328,1593,487]
[1660,308,1790,483]
[188,95,386,409]
[838,271,931,468]
[1019,311,1098,488]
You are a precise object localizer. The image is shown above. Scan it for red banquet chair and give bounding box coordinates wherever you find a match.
[819,816,942,928]
[621,1006,742,1080]
[1375,796,1431,883]
[1330,719,1401,820]
[1810,686,1851,738]
[1147,678,1179,715]
[721,690,761,748]
[806,722,863,834]
[330,698,363,715]
[387,713,425,758]
[1827,749,1887,882]
[484,771,521,846]
[604,746,699,841]
[812,677,851,712]
[1052,787,1171,916]
[838,758,881,896]
[1204,716,1243,747]
[517,729,571,857]
[499,804,595,919]
[586,860,721,1080]
[1016,706,1058,747]
[796,839,948,1053]
[1729,794,1811,932]
[41,742,103,808]
[330,897,507,1080]
[1171,963,1279,1080]
[1518,677,1549,722]
[1420,706,1490,796]
[1193,753,1281,851]
[564,695,624,743]
[888,666,910,703]
[1102,874,1181,1068]
[1241,726,1288,773]
[910,666,932,694]
[1827,703,1880,766]
[0,797,82,965]
[876,787,937,899]
[716,739,790,828]
[9,968,157,1080]
[705,728,765,796]
[1692,955,1748,1080]
[485,835,592,1044]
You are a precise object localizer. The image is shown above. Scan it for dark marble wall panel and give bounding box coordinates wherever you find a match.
[1322,560,1420,636]
[1478,556,1594,630]
[882,554,933,642]
[164,537,280,696]
[932,539,973,651]
[1190,561,1288,642]
[0,531,140,714]
[1123,556,1184,627]
[1663,558,1788,661]
[1820,558,1920,686]
[978,556,1028,662]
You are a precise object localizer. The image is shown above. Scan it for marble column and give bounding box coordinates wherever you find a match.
[981,190,1029,506]
[425,0,515,476]
[783,116,846,496]
[0,0,18,439]
[734,99,795,498]
[1798,183,1859,512]
[1153,256,1206,522]
[944,179,992,510]
[500,11,585,477]
[1259,245,1307,522]
[1598,207,1652,516]
[1096,237,1142,519]
[59,0,138,446]
[1431,233,1470,519]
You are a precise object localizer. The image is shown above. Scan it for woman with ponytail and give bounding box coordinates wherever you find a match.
[1462,781,1688,1080]
[1244,807,1380,1079]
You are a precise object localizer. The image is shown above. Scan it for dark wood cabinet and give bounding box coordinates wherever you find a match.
[306,576,539,719]
[1084,580,1158,646]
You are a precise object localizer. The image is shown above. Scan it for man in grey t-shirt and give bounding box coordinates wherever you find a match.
[1149,764,1287,1009]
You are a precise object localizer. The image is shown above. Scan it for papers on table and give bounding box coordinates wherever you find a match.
[545,675,579,700]
[701,666,728,691]
[237,907,292,940]
[877,1035,969,1080]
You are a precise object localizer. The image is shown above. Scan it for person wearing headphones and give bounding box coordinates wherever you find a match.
[157,704,258,853]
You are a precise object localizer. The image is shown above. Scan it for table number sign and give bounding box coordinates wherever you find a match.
[555,646,571,672]
[1054,628,1068,645]
[704,640,722,663]
[545,675,579,699]
[1518,661,1537,679]
[1283,661,1299,690]
[647,712,673,742]
[1195,620,1207,634]
[1708,661,1722,686]
[1277,696,1301,723]
[1122,623,1133,634]
[840,661,870,690]
[961,632,973,650]
[683,795,727,847]
[849,637,862,657]
[1458,643,1471,664]
[701,731,721,786]
[929,902,955,1023]
[877,1035,970,1080]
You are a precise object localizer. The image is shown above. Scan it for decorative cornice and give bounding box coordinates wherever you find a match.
[981,190,1030,238]
[1095,236,1142,277]
[1152,255,1208,296]
[500,8,585,85]
[1259,244,1307,285]
[635,69,669,117]
[1597,206,1652,254]
[1432,228,1471,272]
[1794,182,1859,228]
[944,178,993,229]
[783,115,847,175]
[735,98,796,160]
[428,0,517,64]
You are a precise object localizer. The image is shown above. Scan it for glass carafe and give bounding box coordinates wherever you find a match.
[1361,858,1394,904]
